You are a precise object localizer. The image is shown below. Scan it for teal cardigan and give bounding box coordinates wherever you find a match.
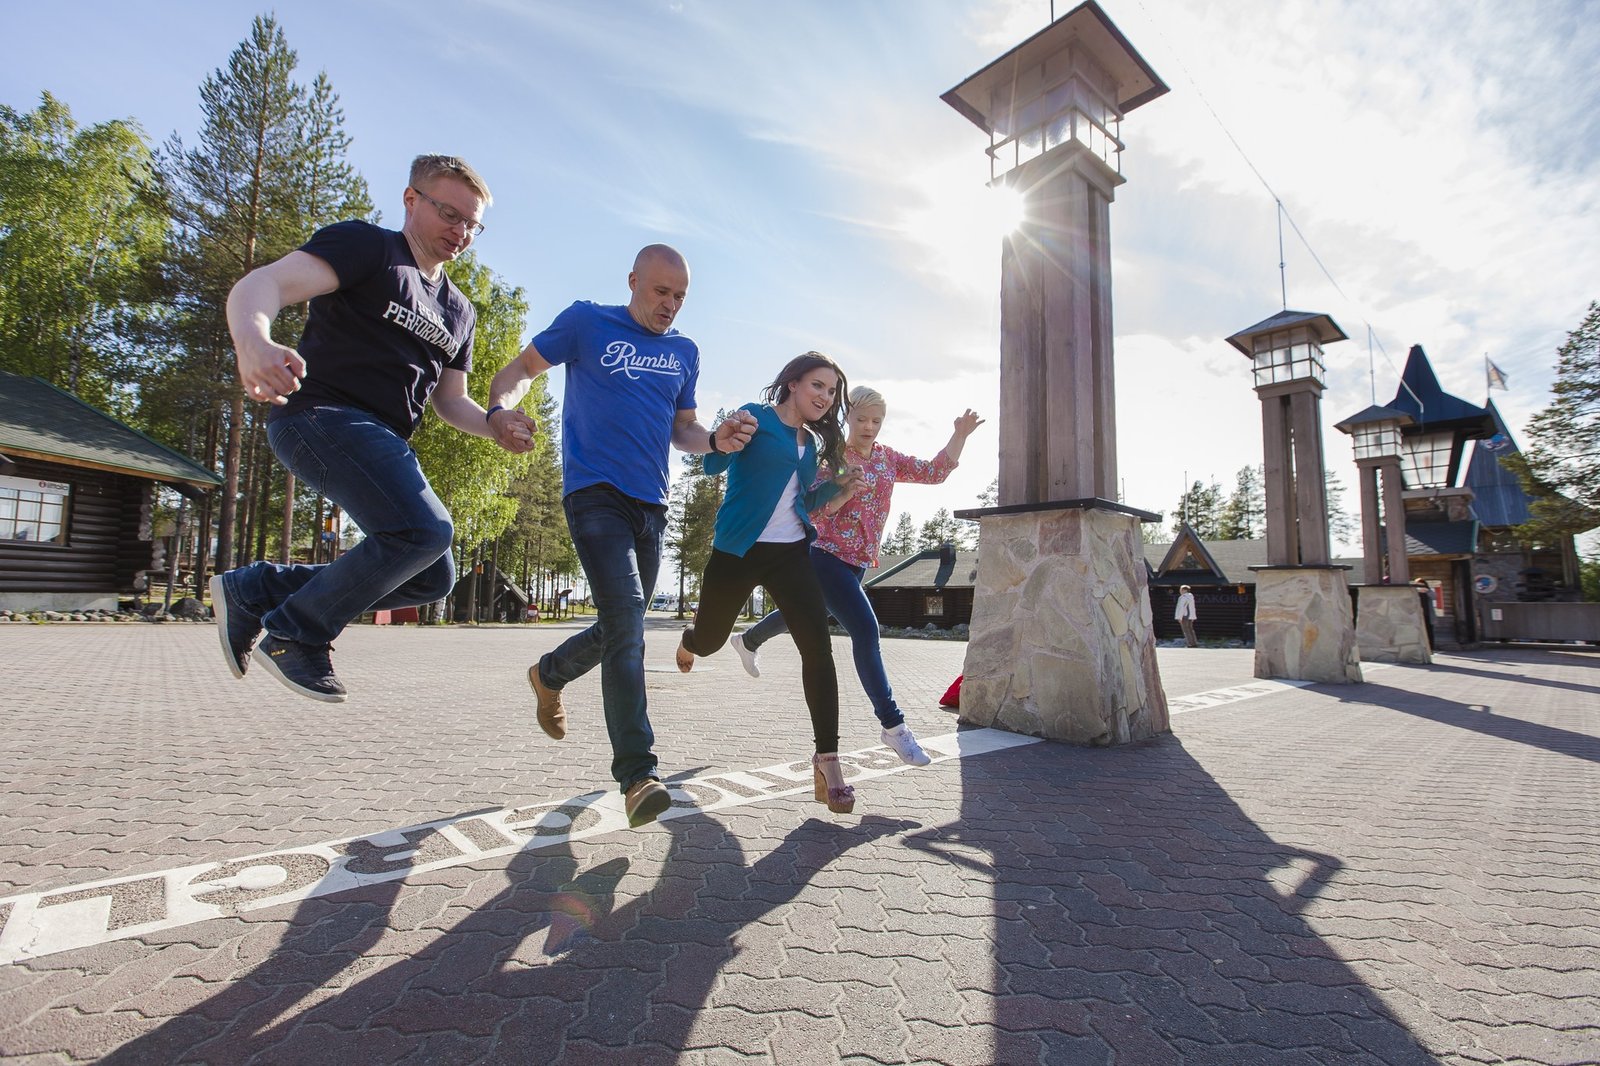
[703,403,840,557]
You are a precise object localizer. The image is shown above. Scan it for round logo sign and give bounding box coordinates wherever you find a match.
[1473,574,1498,594]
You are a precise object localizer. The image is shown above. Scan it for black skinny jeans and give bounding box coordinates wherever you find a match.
[682,540,839,754]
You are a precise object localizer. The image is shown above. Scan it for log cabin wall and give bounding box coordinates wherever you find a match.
[0,455,153,600]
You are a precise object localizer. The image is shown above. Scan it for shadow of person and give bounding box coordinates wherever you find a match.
[95,871,415,1066]
[899,729,1443,1065]
[100,810,913,1064]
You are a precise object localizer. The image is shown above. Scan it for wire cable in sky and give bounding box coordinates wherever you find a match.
[1130,0,1421,412]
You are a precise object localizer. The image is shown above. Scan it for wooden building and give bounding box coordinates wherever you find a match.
[0,371,220,611]
[863,543,978,629]
[864,527,1370,643]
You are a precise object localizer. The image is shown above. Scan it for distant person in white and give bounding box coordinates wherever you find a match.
[1175,585,1198,648]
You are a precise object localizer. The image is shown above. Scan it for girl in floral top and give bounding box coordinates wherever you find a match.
[730,385,984,766]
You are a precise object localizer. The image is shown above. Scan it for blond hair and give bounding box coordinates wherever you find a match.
[409,154,492,205]
[849,385,886,411]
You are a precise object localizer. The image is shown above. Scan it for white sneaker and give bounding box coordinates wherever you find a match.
[728,631,761,678]
[881,723,931,766]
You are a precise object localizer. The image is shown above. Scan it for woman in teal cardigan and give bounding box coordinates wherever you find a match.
[676,351,862,813]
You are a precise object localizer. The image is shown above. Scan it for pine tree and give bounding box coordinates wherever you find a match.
[499,382,569,612]
[1217,464,1265,540]
[667,452,723,615]
[881,512,917,556]
[1506,301,1600,543]
[270,69,375,560]
[161,15,309,584]
[1171,479,1225,539]
[918,507,969,550]
[1324,470,1357,550]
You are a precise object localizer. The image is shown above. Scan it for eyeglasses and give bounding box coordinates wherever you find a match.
[409,186,485,237]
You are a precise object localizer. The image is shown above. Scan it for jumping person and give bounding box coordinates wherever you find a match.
[729,386,983,766]
[484,244,756,828]
[212,154,528,703]
[674,353,862,814]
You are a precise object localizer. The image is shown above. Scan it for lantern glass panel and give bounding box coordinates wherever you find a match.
[1250,329,1326,387]
[1352,422,1402,461]
[984,70,1125,179]
[1399,430,1456,488]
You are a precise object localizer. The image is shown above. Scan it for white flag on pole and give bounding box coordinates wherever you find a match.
[1485,355,1509,391]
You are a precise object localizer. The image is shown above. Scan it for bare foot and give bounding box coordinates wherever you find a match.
[675,641,694,673]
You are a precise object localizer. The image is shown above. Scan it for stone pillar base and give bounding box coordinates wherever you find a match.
[1252,567,1363,684]
[959,507,1168,745]
[1355,585,1432,664]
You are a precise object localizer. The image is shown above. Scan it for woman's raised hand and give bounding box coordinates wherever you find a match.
[953,409,985,438]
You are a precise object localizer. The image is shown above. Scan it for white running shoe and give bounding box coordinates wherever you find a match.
[728,632,761,678]
[882,722,931,766]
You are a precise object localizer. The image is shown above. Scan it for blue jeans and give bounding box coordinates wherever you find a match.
[225,406,455,647]
[742,545,903,728]
[537,484,667,791]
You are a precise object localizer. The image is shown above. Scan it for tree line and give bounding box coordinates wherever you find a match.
[0,15,575,615]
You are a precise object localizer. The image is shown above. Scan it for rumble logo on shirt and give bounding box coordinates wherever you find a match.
[602,340,683,380]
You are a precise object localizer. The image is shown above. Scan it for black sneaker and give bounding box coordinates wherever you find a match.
[253,634,348,703]
[210,573,261,679]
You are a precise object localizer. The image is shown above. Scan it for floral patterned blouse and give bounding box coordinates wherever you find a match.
[812,442,957,569]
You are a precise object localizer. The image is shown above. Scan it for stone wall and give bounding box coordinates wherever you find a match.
[1354,585,1432,664]
[1254,568,1363,683]
[959,508,1168,746]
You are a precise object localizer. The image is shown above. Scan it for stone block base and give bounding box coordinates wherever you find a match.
[959,508,1168,745]
[0,592,119,613]
[1253,568,1363,684]
[1355,585,1432,664]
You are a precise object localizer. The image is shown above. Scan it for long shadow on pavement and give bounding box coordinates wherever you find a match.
[100,811,912,1064]
[1420,657,1600,698]
[906,729,1444,1065]
[1340,682,1600,764]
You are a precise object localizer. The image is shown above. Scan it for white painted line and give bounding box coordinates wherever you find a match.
[1167,678,1314,714]
[0,728,1039,965]
[1166,663,1390,716]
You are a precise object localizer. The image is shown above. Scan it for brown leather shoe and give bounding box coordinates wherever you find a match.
[624,778,671,828]
[527,665,566,740]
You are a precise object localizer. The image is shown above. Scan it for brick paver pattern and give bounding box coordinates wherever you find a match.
[0,623,1596,1064]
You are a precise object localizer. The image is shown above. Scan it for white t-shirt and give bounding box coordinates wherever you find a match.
[756,444,807,543]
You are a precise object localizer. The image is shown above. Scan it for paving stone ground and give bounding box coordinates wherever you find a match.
[0,619,1597,1065]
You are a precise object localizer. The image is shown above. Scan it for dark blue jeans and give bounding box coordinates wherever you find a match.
[682,540,838,754]
[226,405,455,647]
[741,545,903,728]
[537,484,667,792]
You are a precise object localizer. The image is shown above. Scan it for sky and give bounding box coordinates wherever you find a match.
[7,0,1599,555]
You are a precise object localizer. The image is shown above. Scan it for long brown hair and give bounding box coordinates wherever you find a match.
[762,351,850,472]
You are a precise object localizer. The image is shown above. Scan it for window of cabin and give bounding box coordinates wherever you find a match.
[0,475,70,546]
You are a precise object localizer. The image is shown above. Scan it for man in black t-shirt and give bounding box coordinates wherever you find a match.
[210,154,538,702]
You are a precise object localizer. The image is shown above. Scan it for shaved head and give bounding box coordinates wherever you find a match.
[633,243,687,275]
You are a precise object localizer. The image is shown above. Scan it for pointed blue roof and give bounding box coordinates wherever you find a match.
[1384,345,1493,434]
[1464,400,1531,527]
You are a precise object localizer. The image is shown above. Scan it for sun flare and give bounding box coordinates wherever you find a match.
[985,183,1025,235]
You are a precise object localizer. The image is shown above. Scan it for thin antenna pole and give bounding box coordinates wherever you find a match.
[1368,325,1376,406]
[1276,200,1287,310]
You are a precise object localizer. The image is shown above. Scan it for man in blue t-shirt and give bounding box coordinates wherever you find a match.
[485,245,755,827]
[212,155,538,703]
